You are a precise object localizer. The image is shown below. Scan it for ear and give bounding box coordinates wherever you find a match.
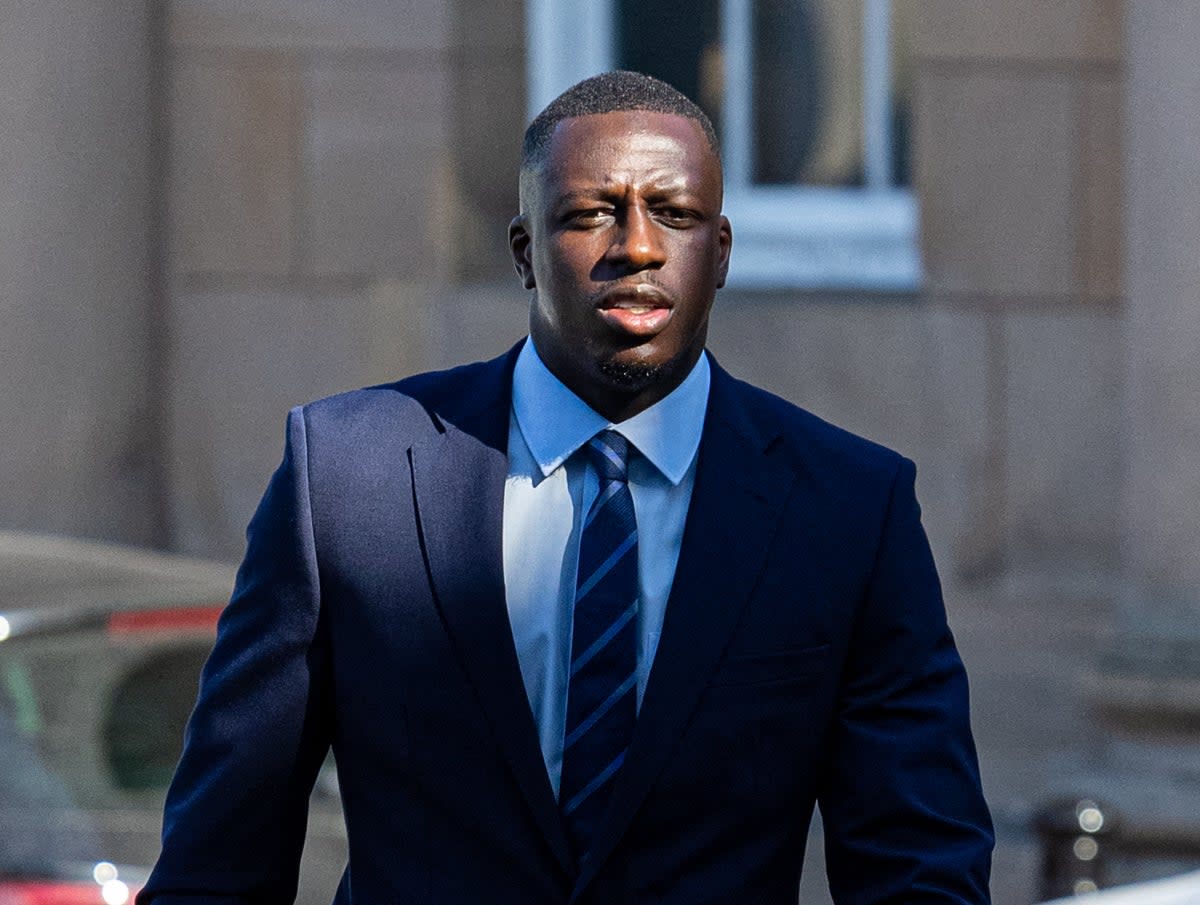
[715,215,733,289]
[509,215,536,290]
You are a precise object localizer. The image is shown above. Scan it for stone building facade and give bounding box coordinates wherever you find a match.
[4,1,1199,902]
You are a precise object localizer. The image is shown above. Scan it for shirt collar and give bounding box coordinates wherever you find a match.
[511,338,710,486]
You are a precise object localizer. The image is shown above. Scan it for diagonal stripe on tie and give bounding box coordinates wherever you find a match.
[584,479,625,528]
[563,749,628,816]
[592,437,626,472]
[574,529,637,602]
[564,671,637,750]
[571,601,638,677]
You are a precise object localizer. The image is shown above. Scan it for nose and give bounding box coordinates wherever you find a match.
[607,205,666,271]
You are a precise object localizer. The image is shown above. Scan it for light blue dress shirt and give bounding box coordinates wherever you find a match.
[502,339,710,798]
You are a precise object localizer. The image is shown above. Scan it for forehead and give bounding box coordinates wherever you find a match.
[540,110,719,192]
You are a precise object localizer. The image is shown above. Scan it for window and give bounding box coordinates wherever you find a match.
[104,645,209,791]
[525,0,919,290]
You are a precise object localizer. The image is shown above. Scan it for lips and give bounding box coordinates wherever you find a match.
[596,285,674,337]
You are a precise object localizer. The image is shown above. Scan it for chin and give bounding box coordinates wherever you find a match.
[595,340,693,393]
[597,357,667,391]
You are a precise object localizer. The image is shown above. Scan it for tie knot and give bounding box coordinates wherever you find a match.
[586,430,630,483]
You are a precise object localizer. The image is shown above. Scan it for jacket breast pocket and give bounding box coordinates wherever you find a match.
[707,643,831,689]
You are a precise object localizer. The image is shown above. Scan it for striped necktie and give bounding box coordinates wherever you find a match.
[560,429,639,858]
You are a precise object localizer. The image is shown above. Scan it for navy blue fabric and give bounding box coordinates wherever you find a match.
[560,431,639,858]
[140,342,993,905]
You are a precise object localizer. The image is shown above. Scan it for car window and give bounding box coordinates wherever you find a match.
[1,655,43,734]
[103,646,209,791]
[0,695,101,872]
[0,630,214,809]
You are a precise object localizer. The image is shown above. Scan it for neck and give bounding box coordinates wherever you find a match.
[533,341,703,423]
[579,380,677,424]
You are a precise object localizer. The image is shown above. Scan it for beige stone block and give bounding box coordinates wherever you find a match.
[919,307,1004,582]
[706,296,925,446]
[299,63,453,279]
[1078,75,1124,299]
[449,54,527,282]
[168,0,449,52]
[424,282,529,369]
[706,296,996,583]
[917,69,1077,297]
[451,0,524,52]
[1084,0,1125,62]
[949,577,1111,882]
[1125,3,1200,597]
[164,279,531,555]
[167,279,460,556]
[167,285,376,557]
[0,0,159,545]
[170,55,299,276]
[362,279,438,385]
[911,0,1123,63]
[1001,310,1122,565]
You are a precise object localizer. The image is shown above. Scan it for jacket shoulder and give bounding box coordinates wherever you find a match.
[723,374,909,486]
[297,353,512,439]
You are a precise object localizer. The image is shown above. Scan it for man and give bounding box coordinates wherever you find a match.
[142,71,992,904]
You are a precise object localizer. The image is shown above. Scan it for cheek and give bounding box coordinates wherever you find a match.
[539,249,594,294]
[674,231,721,269]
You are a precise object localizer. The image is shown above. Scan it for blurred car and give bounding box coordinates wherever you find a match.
[1040,870,1200,905]
[0,531,347,905]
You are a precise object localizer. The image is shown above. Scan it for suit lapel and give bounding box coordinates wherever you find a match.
[571,362,796,899]
[408,347,574,876]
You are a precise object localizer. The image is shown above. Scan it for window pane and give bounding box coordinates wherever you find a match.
[613,0,912,191]
[892,0,913,188]
[752,0,912,188]
[616,0,723,131]
[751,0,828,184]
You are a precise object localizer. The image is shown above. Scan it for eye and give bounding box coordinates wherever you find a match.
[653,206,698,226]
[564,206,612,227]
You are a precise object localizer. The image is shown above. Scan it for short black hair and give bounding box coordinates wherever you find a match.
[521,70,721,172]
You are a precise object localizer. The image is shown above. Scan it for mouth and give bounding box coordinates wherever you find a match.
[595,285,674,337]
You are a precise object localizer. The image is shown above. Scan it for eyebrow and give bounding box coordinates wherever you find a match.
[554,183,698,205]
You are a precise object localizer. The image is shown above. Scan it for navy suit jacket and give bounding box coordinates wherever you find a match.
[142,343,992,904]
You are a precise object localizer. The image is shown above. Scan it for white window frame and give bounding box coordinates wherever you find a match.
[524,0,921,291]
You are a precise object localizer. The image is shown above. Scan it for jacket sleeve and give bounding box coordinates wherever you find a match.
[818,456,993,904]
[139,407,331,905]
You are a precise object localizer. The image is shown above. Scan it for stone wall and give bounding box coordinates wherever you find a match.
[164,0,457,554]
[161,0,530,557]
[0,0,160,545]
[910,0,1125,578]
[2,0,1123,584]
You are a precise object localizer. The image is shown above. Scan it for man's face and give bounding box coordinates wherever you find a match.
[510,110,732,420]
